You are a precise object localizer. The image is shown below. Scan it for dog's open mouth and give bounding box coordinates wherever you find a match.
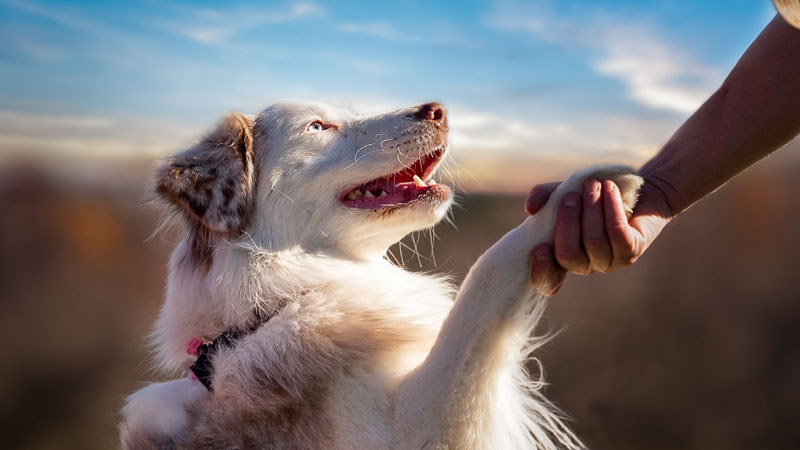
[339,147,449,210]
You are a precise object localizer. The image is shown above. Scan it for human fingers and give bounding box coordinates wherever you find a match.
[602,180,645,269]
[553,192,592,274]
[525,182,560,215]
[581,178,613,272]
[531,244,567,296]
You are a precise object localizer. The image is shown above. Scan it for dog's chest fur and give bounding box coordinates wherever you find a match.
[159,250,455,449]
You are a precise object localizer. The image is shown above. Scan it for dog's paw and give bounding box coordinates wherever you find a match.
[525,165,643,247]
[554,165,643,216]
[120,378,207,449]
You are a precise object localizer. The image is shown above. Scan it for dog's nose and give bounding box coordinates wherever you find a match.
[415,102,447,123]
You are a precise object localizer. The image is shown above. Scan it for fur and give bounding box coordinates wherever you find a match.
[121,100,643,449]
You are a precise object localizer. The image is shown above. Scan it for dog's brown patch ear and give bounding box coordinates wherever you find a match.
[156,112,255,233]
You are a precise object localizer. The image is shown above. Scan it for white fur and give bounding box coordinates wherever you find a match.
[121,378,208,443]
[121,101,643,450]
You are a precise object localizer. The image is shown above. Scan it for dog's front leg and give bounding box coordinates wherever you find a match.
[120,378,209,450]
[394,166,642,450]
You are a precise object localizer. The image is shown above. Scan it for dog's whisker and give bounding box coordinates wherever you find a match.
[410,232,423,267]
[396,241,406,267]
[379,138,393,151]
[428,228,437,267]
[343,149,378,170]
[347,142,378,166]
[385,248,401,266]
[397,241,418,266]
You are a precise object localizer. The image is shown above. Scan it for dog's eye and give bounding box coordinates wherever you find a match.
[307,120,334,132]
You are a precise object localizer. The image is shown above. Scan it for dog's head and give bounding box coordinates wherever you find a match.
[155,101,452,262]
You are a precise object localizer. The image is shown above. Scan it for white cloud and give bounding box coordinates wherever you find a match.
[591,29,720,114]
[487,1,723,114]
[335,19,483,49]
[0,0,109,34]
[0,110,113,130]
[448,104,671,161]
[445,104,680,191]
[0,110,201,159]
[165,2,326,45]
[450,109,545,150]
[336,21,416,42]
[0,0,325,47]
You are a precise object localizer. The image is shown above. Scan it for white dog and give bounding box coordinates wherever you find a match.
[120,101,642,450]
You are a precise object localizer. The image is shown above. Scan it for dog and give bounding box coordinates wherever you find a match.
[120,100,643,449]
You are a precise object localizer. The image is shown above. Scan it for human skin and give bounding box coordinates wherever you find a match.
[527,14,800,295]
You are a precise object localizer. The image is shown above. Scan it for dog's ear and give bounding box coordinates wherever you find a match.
[155,112,255,233]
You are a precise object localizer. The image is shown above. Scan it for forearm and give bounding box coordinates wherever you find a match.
[640,15,800,215]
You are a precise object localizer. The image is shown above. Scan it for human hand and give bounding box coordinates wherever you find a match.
[527,177,674,295]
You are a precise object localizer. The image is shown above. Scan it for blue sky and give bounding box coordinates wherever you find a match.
[0,0,777,190]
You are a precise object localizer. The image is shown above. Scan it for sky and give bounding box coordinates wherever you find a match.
[0,0,779,191]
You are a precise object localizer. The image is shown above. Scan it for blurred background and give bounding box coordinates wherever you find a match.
[1,1,799,449]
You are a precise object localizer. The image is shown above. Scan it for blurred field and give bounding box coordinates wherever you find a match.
[1,147,799,450]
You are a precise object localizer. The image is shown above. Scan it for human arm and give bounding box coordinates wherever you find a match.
[529,14,800,294]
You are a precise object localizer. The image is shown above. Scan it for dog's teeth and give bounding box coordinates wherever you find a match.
[379,190,388,197]
[363,190,375,198]
[413,175,426,188]
[346,190,363,200]
[428,179,437,186]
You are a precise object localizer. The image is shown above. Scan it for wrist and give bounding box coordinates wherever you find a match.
[638,157,689,217]
[635,170,682,220]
